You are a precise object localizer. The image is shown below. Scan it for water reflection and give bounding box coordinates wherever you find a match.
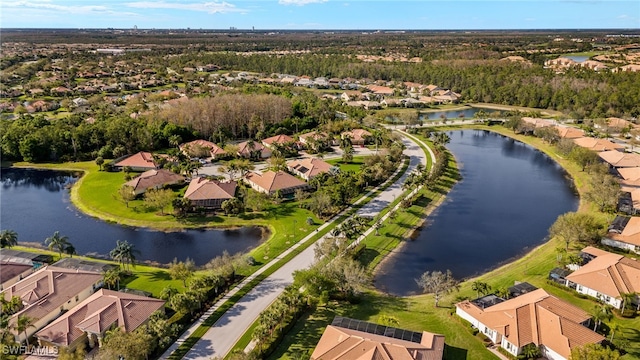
[374,130,578,296]
[1,168,263,265]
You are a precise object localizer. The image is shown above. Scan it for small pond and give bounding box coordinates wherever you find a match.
[419,107,499,121]
[374,130,579,296]
[0,168,264,266]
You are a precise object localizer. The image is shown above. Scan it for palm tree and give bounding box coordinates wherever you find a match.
[521,343,541,359]
[609,323,622,342]
[0,229,18,248]
[168,135,182,149]
[593,304,613,331]
[63,244,76,258]
[109,240,139,272]
[620,292,637,313]
[45,231,71,259]
[371,129,383,154]
[15,315,35,348]
[471,281,492,299]
[103,268,123,290]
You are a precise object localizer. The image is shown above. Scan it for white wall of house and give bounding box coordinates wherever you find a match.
[540,344,569,360]
[572,283,622,309]
[500,339,520,357]
[456,307,500,343]
[601,238,640,254]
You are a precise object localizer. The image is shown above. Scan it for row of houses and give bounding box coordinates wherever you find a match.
[1,250,165,352]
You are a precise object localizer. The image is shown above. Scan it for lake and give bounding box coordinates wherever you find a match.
[374,130,579,296]
[0,168,264,266]
[419,107,496,121]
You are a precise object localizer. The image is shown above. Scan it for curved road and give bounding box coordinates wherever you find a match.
[165,132,428,360]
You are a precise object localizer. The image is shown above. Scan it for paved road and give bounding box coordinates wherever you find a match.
[357,135,427,218]
[170,132,428,360]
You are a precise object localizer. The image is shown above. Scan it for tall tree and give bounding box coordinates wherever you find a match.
[0,229,18,248]
[15,315,35,348]
[549,212,604,250]
[471,280,492,298]
[109,240,139,272]
[117,185,136,208]
[143,188,174,215]
[415,270,459,307]
[585,171,620,212]
[169,257,196,287]
[593,303,613,331]
[44,231,71,259]
[569,147,599,171]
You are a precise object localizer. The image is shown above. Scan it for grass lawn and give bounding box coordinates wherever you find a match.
[8,245,186,297]
[326,156,366,173]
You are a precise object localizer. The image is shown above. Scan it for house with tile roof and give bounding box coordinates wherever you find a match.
[598,150,640,168]
[564,247,640,310]
[572,137,625,152]
[2,266,103,343]
[123,169,185,195]
[262,134,295,149]
[456,288,604,360]
[555,126,585,139]
[35,289,165,351]
[184,177,237,209]
[244,170,310,196]
[603,216,640,254]
[113,151,158,172]
[522,117,556,128]
[180,139,226,159]
[236,140,271,159]
[617,167,640,191]
[311,316,444,360]
[287,158,334,181]
[342,129,372,146]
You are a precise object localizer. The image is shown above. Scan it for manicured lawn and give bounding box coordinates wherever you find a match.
[326,156,366,173]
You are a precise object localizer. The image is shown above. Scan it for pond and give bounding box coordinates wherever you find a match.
[564,55,589,63]
[374,130,578,296]
[0,168,264,266]
[419,107,499,121]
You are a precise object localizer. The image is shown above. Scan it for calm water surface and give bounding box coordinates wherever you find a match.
[420,107,497,121]
[0,168,263,265]
[375,130,578,296]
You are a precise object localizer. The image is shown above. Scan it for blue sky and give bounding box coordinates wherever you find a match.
[2,1,639,29]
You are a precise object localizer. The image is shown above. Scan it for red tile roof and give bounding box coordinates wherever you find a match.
[114,151,158,169]
[566,250,640,300]
[573,137,625,152]
[244,170,307,193]
[184,177,237,201]
[262,134,295,146]
[35,289,165,347]
[180,139,226,156]
[287,158,333,179]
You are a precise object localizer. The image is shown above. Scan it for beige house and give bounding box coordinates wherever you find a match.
[564,247,640,310]
[179,139,226,159]
[456,288,603,360]
[3,266,103,343]
[522,117,556,128]
[123,169,185,195]
[287,158,334,181]
[262,134,295,149]
[244,171,309,196]
[341,129,372,146]
[35,289,165,351]
[311,317,444,360]
[184,177,237,209]
[555,126,585,139]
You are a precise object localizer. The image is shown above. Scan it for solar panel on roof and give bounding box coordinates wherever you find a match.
[332,316,423,344]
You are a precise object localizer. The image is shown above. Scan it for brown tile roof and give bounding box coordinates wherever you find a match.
[3,266,102,325]
[566,250,640,300]
[299,131,330,143]
[184,177,237,201]
[573,137,625,152]
[522,117,555,128]
[311,324,444,360]
[342,129,372,143]
[606,117,635,129]
[618,167,640,181]
[179,139,226,156]
[114,151,158,169]
[0,262,33,285]
[608,216,640,247]
[456,288,603,359]
[262,134,294,145]
[237,140,270,157]
[366,85,394,95]
[244,170,307,193]
[287,158,333,179]
[555,126,585,139]
[123,169,185,194]
[35,289,165,347]
[598,150,640,168]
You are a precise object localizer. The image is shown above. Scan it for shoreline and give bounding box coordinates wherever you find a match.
[373,126,583,297]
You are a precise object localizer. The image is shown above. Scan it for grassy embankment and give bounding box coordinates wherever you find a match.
[9,161,322,270]
[269,126,640,360]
